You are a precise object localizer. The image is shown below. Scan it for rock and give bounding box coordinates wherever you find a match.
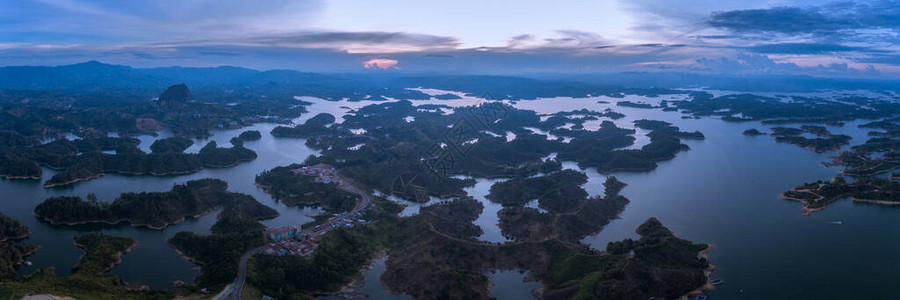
[158,84,191,108]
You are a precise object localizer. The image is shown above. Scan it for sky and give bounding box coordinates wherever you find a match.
[1,0,899,78]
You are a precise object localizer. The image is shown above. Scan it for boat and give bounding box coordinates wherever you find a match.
[710,279,724,286]
[23,261,32,266]
[829,221,843,225]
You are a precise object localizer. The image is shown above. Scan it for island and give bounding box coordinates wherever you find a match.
[743,128,766,136]
[0,214,38,280]
[768,125,851,152]
[488,170,630,242]
[782,175,900,215]
[168,205,269,289]
[0,212,30,242]
[272,101,704,203]
[71,233,137,276]
[247,196,712,300]
[34,179,277,229]
[255,163,360,213]
[237,130,262,141]
[1,233,172,300]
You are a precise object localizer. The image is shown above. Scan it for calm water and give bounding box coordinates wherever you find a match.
[4,122,322,288]
[3,92,897,298]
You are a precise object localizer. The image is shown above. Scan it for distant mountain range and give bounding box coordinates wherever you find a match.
[1,61,898,97]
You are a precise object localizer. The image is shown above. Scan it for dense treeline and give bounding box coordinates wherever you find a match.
[35,137,256,187]
[783,176,900,212]
[270,113,336,138]
[197,141,257,167]
[671,92,900,122]
[248,198,402,299]
[0,243,39,280]
[255,163,358,212]
[35,179,276,229]
[0,237,172,300]
[0,214,37,280]
[0,213,30,242]
[273,101,700,202]
[247,190,710,300]
[169,210,267,288]
[71,233,136,276]
[238,130,262,141]
[489,171,630,242]
[149,136,193,153]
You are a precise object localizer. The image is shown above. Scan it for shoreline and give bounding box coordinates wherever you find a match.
[35,206,221,230]
[71,237,138,274]
[0,230,32,243]
[0,173,42,180]
[319,250,390,299]
[14,245,42,266]
[852,198,900,205]
[680,244,717,299]
[779,189,851,216]
[41,167,206,188]
[42,173,104,188]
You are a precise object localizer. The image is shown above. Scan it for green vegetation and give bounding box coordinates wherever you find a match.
[489,171,630,242]
[273,101,700,201]
[783,175,900,213]
[0,242,39,280]
[743,128,765,136]
[197,141,257,168]
[0,214,36,281]
[0,233,171,300]
[34,137,256,187]
[149,136,193,153]
[248,198,403,299]
[0,213,29,242]
[34,179,277,229]
[671,92,900,122]
[270,113,336,138]
[255,163,359,212]
[767,125,851,152]
[71,233,136,276]
[169,209,267,288]
[247,183,709,300]
[238,130,262,141]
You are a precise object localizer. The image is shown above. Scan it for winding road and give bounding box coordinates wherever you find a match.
[231,174,372,300]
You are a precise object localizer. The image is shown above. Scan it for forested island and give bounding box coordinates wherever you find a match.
[0,214,38,281]
[71,233,137,276]
[255,163,359,213]
[0,128,259,187]
[270,101,703,202]
[34,179,277,229]
[247,196,711,299]
[1,233,172,300]
[488,170,630,242]
[782,175,900,214]
[768,125,851,152]
[0,213,30,242]
[169,205,269,289]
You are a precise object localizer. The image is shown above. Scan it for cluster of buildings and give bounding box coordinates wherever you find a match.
[261,236,319,256]
[260,210,371,257]
[265,225,301,241]
[292,163,346,186]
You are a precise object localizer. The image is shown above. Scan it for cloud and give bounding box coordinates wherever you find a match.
[743,43,870,55]
[140,31,460,54]
[707,1,900,39]
[690,53,883,78]
[362,58,399,70]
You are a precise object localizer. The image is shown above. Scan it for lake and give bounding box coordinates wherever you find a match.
[3,91,895,298]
